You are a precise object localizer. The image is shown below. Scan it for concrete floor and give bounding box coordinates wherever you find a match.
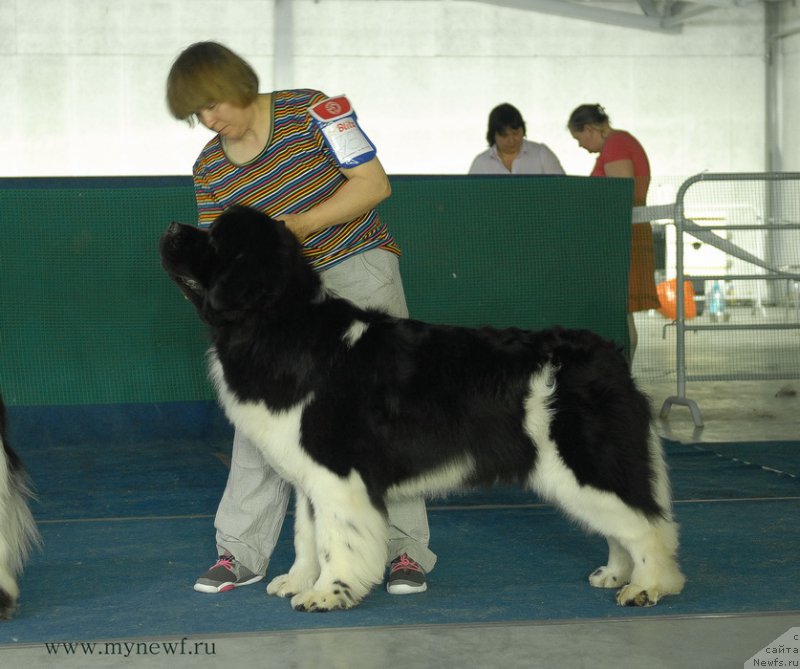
[633,305,800,443]
[646,378,800,443]
[2,612,799,669]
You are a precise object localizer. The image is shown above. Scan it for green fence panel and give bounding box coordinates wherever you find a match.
[0,175,631,407]
[0,177,208,406]
[384,175,632,339]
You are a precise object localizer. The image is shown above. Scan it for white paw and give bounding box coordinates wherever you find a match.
[616,583,659,607]
[290,581,359,612]
[266,572,316,599]
[589,566,629,589]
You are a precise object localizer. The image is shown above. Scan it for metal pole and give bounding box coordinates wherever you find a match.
[660,173,705,427]
[274,0,295,90]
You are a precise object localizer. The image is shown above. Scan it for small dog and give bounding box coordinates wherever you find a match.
[160,205,685,612]
[0,395,40,620]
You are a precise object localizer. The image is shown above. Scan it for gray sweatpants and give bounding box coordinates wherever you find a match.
[212,248,437,577]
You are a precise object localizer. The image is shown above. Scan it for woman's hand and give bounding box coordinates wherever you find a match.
[277,157,391,241]
[278,213,311,241]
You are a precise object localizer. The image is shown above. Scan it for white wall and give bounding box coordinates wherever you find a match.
[0,0,780,197]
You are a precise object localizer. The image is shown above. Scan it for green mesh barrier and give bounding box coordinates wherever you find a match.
[0,176,631,407]
[0,177,209,406]
[385,175,632,336]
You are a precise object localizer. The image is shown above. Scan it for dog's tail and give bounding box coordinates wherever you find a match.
[0,439,41,618]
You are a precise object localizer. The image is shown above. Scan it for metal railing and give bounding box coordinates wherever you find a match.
[634,172,800,427]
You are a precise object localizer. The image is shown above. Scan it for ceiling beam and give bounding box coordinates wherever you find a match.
[637,0,661,17]
[469,0,682,33]
[662,3,718,27]
[678,0,759,7]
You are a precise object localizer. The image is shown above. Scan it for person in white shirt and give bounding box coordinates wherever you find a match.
[469,103,565,175]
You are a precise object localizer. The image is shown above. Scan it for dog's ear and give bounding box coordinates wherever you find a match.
[206,206,303,313]
[208,249,290,313]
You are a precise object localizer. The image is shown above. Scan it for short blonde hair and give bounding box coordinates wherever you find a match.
[166,41,259,122]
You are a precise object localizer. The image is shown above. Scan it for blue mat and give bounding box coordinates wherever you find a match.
[0,404,798,644]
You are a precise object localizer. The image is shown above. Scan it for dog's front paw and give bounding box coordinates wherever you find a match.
[589,566,629,589]
[266,572,315,599]
[290,581,358,612]
[615,583,658,607]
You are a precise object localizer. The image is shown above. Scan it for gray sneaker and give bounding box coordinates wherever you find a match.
[194,554,263,593]
[386,553,427,595]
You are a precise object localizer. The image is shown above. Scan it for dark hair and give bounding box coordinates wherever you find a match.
[486,103,526,146]
[166,41,259,122]
[567,104,609,132]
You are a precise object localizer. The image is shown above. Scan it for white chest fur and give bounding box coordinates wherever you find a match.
[207,351,319,489]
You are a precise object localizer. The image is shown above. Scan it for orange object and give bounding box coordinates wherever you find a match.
[657,279,697,320]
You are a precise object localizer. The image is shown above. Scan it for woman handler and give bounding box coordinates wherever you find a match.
[166,41,435,597]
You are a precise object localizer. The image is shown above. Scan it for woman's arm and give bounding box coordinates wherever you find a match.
[603,159,649,206]
[541,145,565,175]
[279,157,392,241]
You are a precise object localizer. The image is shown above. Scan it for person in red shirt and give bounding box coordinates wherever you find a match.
[568,103,660,360]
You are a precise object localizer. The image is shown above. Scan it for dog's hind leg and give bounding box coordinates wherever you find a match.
[545,484,684,606]
[589,537,634,589]
[530,432,684,606]
[611,429,686,606]
[266,490,320,599]
[289,471,387,612]
[587,519,685,607]
[612,517,685,607]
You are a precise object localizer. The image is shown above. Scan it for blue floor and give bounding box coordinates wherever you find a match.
[1,403,798,644]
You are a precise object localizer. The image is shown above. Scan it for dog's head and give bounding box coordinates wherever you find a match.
[159,205,319,325]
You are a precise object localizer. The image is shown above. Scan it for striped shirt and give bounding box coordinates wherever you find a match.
[193,89,399,270]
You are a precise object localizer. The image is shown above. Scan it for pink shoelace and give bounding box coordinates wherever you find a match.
[390,554,422,575]
[212,555,235,572]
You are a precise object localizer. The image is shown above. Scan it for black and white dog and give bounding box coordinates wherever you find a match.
[0,395,40,620]
[160,205,685,612]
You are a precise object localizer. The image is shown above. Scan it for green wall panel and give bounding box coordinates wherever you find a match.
[0,175,631,407]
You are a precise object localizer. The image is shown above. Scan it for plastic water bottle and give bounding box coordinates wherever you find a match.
[708,281,726,322]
